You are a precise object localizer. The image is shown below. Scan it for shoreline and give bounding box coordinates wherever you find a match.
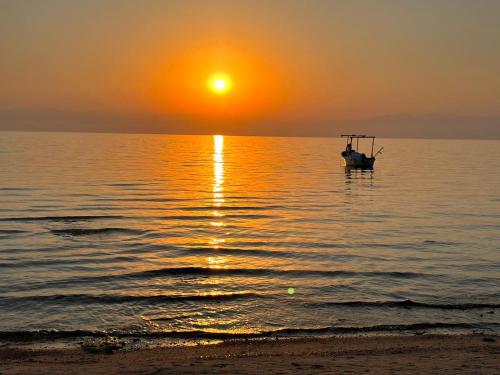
[1,334,498,374]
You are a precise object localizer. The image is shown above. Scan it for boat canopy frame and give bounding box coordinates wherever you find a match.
[341,134,376,158]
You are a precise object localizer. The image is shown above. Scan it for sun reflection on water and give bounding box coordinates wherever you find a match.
[212,135,224,208]
[208,135,227,268]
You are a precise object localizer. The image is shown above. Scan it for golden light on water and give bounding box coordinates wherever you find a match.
[212,135,224,208]
[207,256,226,269]
[209,238,225,248]
[209,135,226,263]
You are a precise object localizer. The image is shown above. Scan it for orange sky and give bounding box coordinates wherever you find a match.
[1,1,499,137]
[149,45,289,119]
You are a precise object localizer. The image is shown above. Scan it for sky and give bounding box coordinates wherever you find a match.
[1,0,499,138]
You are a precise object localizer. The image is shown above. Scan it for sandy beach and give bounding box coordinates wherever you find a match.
[0,334,498,374]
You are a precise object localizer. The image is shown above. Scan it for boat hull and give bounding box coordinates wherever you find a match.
[341,151,375,168]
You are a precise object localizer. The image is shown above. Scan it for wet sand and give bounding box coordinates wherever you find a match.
[0,334,498,374]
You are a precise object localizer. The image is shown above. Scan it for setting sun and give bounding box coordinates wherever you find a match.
[207,73,232,95]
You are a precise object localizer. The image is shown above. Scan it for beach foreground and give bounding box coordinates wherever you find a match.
[1,334,498,374]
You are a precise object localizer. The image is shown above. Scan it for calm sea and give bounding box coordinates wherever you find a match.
[0,131,499,341]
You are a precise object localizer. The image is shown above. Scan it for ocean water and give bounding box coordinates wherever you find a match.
[0,131,499,341]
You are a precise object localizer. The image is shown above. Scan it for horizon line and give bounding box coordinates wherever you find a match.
[2,128,499,141]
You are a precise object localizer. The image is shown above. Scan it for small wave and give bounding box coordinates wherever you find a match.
[361,241,461,249]
[0,215,127,222]
[158,214,277,220]
[422,240,457,246]
[0,255,140,269]
[0,322,496,342]
[0,187,37,192]
[179,246,288,258]
[107,183,149,187]
[50,228,144,236]
[6,267,430,290]
[309,299,500,310]
[0,213,276,223]
[223,240,342,249]
[181,205,288,211]
[95,197,190,202]
[0,229,27,234]
[244,240,462,250]
[0,268,438,293]
[178,246,386,261]
[0,292,261,305]
[268,322,488,336]
[122,267,426,280]
[146,312,202,322]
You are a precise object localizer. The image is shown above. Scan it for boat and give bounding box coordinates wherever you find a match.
[340,134,383,169]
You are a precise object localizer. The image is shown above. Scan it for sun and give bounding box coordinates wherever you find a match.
[207,73,232,95]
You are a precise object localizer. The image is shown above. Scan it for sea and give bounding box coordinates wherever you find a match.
[0,131,499,344]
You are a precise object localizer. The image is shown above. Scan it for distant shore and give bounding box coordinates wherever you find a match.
[1,334,498,374]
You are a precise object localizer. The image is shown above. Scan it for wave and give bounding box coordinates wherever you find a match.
[421,240,457,246]
[157,214,277,220]
[4,293,495,312]
[175,246,389,262]
[125,266,426,279]
[0,268,438,294]
[267,322,497,336]
[50,228,144,236]
[309,299,500,310]
[208,240,460,250]
[0,229,27,234]
[0,292,261,305]
[0,322,497,341]
[178,246,292,258]
[174,246,376,261]
[0,215,127,222]
[28,267,424,285]
[360,240,461,249]
[1,267,432,291]
[0,187,37,192]
[181,205,288,211]
[95,197,191,202]
[0,255,140,268]
[107,183,152,187]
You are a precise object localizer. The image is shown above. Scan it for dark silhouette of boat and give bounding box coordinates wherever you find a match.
[341,134,383,169]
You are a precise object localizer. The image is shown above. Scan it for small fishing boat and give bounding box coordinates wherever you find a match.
[341,134,383,169]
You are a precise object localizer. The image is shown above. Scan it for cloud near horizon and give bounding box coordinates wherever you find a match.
[1,109,499,139]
